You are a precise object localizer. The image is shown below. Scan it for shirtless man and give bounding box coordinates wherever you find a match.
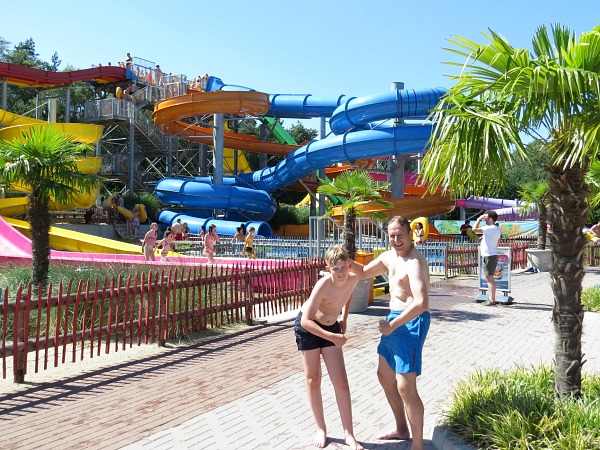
[350,216,430,450]
[294,246,363,450]
[171,218,183,241]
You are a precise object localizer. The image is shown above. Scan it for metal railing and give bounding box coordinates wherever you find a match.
[308,216,389,257]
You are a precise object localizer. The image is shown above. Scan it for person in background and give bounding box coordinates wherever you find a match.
[294,245,363,450]
[244,227,258,259]
[156,231,173,262]
[142,222,159,261]
[232,226,245,256]
[203,224,220,264]
[125,52,133,70]
[132,207,141,239]
[350,216,430,450]
[413,222,424,245]
[472,210,502,306]
[171,218,183,241]
[154,64,163,84]
[182,222,191,239]
[198,225,206,240]
[460,220,472,239]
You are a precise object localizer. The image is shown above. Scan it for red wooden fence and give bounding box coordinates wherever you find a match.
[1,259,325,382]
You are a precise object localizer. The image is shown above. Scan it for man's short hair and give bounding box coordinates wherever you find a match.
[388,215,411,233]
[324,245,349,268]
[485,210,498,222]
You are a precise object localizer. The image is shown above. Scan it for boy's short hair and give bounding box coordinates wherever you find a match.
[324,246,349,268]
[249,227,256,232]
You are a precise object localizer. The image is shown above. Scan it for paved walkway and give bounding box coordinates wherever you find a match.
[1,269,599,450]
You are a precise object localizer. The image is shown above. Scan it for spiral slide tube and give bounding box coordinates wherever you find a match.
[155,82,447,234]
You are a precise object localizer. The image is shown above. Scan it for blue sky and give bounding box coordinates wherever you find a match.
[2,0,599,127]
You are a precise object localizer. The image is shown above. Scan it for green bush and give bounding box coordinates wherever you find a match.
[582,286,600,313]
[269,204,310,228]
[444,365,600,450]
[122,192,162,223]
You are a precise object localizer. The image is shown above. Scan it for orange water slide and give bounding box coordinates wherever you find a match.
[331,193,455,221]
[152,90,300,156]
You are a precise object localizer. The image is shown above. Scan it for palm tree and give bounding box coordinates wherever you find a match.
[518,180,550,250]
[0,126,102,285]
[420,25,600,398]
[317,170,392,259]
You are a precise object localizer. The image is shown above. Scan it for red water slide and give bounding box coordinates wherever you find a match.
[0,62,130,88]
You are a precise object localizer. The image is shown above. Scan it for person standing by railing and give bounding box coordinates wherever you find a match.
[142,222,159,261]
[245,227,258,259]
[204,224,220,263]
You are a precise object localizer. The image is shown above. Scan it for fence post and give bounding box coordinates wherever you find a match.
[244,265,254,325]
[13,284,25,383]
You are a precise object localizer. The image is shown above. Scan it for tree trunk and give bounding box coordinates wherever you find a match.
[538,204,547,250]
[547,164,587,398]
[343,210,357,260]
[28,191,51,287]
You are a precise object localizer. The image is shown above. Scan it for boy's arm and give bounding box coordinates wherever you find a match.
[338,275,360,333]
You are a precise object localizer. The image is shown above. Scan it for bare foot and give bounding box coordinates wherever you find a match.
[345,434,364,450]
[313,429,327,448]
[377,429,411,440]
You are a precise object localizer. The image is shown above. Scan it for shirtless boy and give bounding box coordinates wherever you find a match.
[350,216,430,450]
[294,246,363,450]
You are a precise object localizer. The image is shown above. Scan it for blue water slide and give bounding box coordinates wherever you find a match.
[238,124,433,192]
[156,82,447,231]
[155,177,277,220]
[157,210,272,237]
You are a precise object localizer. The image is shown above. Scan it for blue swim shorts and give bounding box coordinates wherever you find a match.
[377,310,430,375]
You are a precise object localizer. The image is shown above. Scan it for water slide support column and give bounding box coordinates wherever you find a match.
[65,87,71,123]
[1,78,6,110]
[390,82,405,199]
[315,117,327,253]
[166,136,173,177]
[199,143,208,176]
[213,113,225,217]
[213,113,224,185]
[259,123,268,169]
[128,120,135,193]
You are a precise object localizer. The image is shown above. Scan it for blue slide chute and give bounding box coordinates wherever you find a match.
[156,79,447,235]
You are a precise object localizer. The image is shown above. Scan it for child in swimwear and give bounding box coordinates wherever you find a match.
[156,231,173,262]
[293,246,363,450]
[141,222,158,261]
[203,224,220,264]
[244,227,257,259]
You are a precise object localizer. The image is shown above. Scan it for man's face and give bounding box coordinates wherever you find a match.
[388,222,412,256]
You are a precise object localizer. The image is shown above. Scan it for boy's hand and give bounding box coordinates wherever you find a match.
[331,333,347,347]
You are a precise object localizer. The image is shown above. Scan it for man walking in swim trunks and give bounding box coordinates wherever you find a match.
[294,246,363,450]
[351,216,430,450]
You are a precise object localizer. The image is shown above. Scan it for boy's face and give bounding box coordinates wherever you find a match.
[328,260,351,280]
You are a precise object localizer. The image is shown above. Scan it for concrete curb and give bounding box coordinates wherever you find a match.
[431,425,478,450]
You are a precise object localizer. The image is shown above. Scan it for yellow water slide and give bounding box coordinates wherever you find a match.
[0,109,142,254]
[5,217,142,254]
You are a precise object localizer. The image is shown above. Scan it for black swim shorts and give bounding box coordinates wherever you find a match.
[294,311,341,351]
